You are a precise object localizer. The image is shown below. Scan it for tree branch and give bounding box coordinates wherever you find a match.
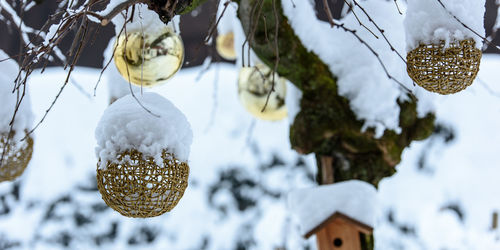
[237,0,435,187]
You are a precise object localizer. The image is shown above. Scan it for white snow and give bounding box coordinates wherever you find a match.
[405,0,485,50]
[288,180,378,236]
[94,92,193,168]
[376,53,500,250]
[1,55,500,249]
[0,50,33,140]
[103,1,178,35]
[282,0,431,137]
[285,82,302,125]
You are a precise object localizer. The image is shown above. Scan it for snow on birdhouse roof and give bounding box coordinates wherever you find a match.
[288,180,378,237]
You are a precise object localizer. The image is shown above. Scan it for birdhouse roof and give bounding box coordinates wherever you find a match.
[287,180,378,238]
[304,211,373,238]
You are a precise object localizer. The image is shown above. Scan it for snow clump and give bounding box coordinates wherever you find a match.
[404,0,485,50]
[95,92,192,169]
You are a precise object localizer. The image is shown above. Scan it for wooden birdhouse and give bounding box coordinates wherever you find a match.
[304,212,373,250]
[288,180,377,250]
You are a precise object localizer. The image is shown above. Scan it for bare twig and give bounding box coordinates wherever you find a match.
[393,0,402,15]
[341,0,379,39]
[242,0,265,67]
[322,0,335,27]
[121,8,159,118]
[25,16,90,140]
[97,0,148,26]
[261,0,280,113]
[348,0,406,63]
[204,0,225,44]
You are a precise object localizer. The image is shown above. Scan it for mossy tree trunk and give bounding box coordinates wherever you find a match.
[176,0,434,249]
[234,0,434,249]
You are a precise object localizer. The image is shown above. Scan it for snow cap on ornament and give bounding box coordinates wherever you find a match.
[0,50,34,182]
[95,92,192,218]
[404,0,484,95]
[110,3,184,87]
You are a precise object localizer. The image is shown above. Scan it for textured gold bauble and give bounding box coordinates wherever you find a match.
[0,132,34,182]
[238,63,287,121]
[216,32,236,60]
[96,150,189,218]
[113,27,184,87]
[406,39,481,95]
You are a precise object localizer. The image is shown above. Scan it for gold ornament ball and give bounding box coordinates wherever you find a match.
[216,32,237,61]
[406,39,481,95]
[96,150,189,218]
[113,27,184,87]
[0,132,34,182]
[238,63,287,121]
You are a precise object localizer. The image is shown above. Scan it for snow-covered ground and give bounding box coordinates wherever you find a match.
[0,53,500,249]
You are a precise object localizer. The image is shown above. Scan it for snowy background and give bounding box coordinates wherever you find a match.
[1,0,500,249]
[0,55,499,249]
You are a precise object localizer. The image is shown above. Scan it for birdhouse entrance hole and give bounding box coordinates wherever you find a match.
[333,238,343,247]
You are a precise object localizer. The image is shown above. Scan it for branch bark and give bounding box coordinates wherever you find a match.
[236,1,435,247]
[236,0,435,187]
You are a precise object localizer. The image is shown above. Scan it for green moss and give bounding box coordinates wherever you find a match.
[178,0,208,15]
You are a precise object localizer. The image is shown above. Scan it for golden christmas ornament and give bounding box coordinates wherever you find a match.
[96,150,189,218]
[238,63,287,121]
[406,39,481,95]
[113,26,184,87]
[216,32,237,60]
[0,132,34,182]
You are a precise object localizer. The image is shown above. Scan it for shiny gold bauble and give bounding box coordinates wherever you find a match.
[0,132,34,182]
[216,32,237,60]
[113,27,184,87]
[406,39,481,95]
[238,63,287,121]
[96,150,189,218]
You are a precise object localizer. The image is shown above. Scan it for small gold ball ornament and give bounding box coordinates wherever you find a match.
[113,26,184,87]
[238,63,287,121]
[406,39,481,95]
[96,150,189,218]
[0,132,34,182]
[216,32,237,60]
